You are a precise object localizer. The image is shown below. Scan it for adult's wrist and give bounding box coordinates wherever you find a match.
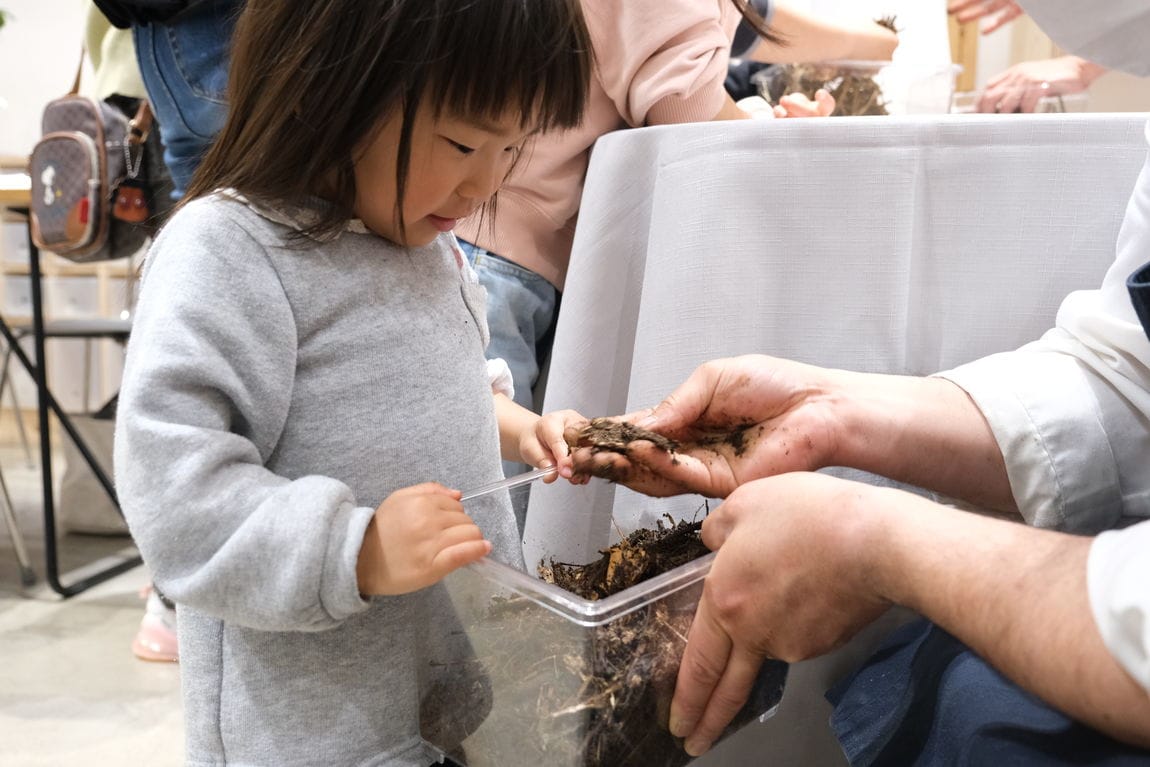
[826,372,1014,510]
[1076,57,1108,87]
[821,368,931,475]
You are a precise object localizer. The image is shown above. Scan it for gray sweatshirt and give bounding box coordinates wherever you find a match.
[114,194,522,766]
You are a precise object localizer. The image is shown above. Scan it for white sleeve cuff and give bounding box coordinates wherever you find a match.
[1088,522,1150,694]
[487,358,515,400]
[936,349,1123,532]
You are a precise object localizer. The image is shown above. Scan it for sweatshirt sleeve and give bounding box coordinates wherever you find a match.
[114,200,372,631]
[583,0,739,127]
[937,124,1150,532]
[1088,521,1150,693]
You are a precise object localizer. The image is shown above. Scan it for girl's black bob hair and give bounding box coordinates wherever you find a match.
[184,0,594,240]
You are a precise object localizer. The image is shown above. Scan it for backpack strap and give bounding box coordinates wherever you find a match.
[127,101,153,145]
[70,49,84,95]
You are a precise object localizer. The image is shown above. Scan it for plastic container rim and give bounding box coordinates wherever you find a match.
[464,550,716,628]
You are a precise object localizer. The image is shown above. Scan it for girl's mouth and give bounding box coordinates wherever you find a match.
[427,214,457,232]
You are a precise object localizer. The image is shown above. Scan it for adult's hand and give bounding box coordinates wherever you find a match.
[567,355,843,498]
[568,354,1014,511]
[947,0,1024,35]
[978,56,1106,113]
[668,473,892,755]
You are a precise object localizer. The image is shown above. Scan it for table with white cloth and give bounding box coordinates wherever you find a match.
[525,113,1149,765]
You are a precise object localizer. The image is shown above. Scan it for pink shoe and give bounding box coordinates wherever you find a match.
[132,588,179,663]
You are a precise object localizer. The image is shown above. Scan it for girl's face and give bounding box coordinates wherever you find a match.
[352,101,533,247]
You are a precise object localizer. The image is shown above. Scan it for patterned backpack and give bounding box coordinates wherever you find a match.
[29,93,155,262]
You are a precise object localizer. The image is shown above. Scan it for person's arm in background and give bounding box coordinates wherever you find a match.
[947,0,1025,34]
[747,2,898,65]
[582,0,830,127]
[978,55,1108,112]
[667,472,1150,756]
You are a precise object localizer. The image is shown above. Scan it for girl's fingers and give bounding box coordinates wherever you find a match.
[436,520,485,550]
[431,539,492,576]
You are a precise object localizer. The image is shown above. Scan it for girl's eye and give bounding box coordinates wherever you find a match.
[447,139,475,155]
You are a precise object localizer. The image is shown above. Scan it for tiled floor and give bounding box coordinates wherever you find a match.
[0,431,184,766]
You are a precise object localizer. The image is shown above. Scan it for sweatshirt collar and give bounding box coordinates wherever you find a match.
[217,188,372,238]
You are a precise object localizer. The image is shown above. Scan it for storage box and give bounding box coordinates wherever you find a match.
[755,60,961,116]
[950,90,1090,114]
[425,550,788,766]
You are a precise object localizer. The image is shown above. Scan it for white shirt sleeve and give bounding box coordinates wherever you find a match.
[487,358,515,400]
[1088,521,1150,693]
[937,122,1150,533]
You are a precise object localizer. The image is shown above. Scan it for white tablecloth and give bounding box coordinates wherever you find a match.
[527,113,1149,568]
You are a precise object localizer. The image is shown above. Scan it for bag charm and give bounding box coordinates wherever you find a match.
[113,177,149,223]
[113,110,151,223]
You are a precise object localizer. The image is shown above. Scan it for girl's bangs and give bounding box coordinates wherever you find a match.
[430,0,590,132]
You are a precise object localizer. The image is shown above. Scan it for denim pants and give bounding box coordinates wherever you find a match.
[829,619,1150,766]
[456,239,559,532]
[133,0,237,198]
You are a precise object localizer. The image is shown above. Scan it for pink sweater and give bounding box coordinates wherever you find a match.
[454,0,741,289]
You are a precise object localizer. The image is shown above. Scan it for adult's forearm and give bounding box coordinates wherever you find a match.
[827,370,1017,513]
[750,5,898,64]
[867,493,1150,746]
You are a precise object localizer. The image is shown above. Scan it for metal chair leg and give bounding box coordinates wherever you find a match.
[0,464,36,587]
[0,341,35,468]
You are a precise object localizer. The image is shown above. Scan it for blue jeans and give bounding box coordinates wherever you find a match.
[457,239,559,532]
[829,620,1150,766]
[133,0,237,198]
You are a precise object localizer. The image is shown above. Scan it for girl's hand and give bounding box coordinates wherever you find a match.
[520,408,587,482]
[356,483,490,595]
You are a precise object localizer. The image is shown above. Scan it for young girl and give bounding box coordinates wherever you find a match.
[113,1,592,765]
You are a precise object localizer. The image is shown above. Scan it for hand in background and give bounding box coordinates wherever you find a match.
[774,89,835,118]
[736,89,834,120]
[979,55,1106,113]
[947,0,1024,35]
[356,483,490,595]
[566,355,840,498]
[669,473,891,756]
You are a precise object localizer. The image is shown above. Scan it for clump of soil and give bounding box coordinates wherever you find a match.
[567,417,680,456]
[566,417,681,483]
[874,15,898,34]
[539,515,709,600]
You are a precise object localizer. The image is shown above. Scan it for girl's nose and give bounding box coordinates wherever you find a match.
[459,158,509,203]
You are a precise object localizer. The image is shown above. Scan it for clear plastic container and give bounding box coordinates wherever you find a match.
[422,551,788,767]
[950,90,1090,114]
[754,60,961,116]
